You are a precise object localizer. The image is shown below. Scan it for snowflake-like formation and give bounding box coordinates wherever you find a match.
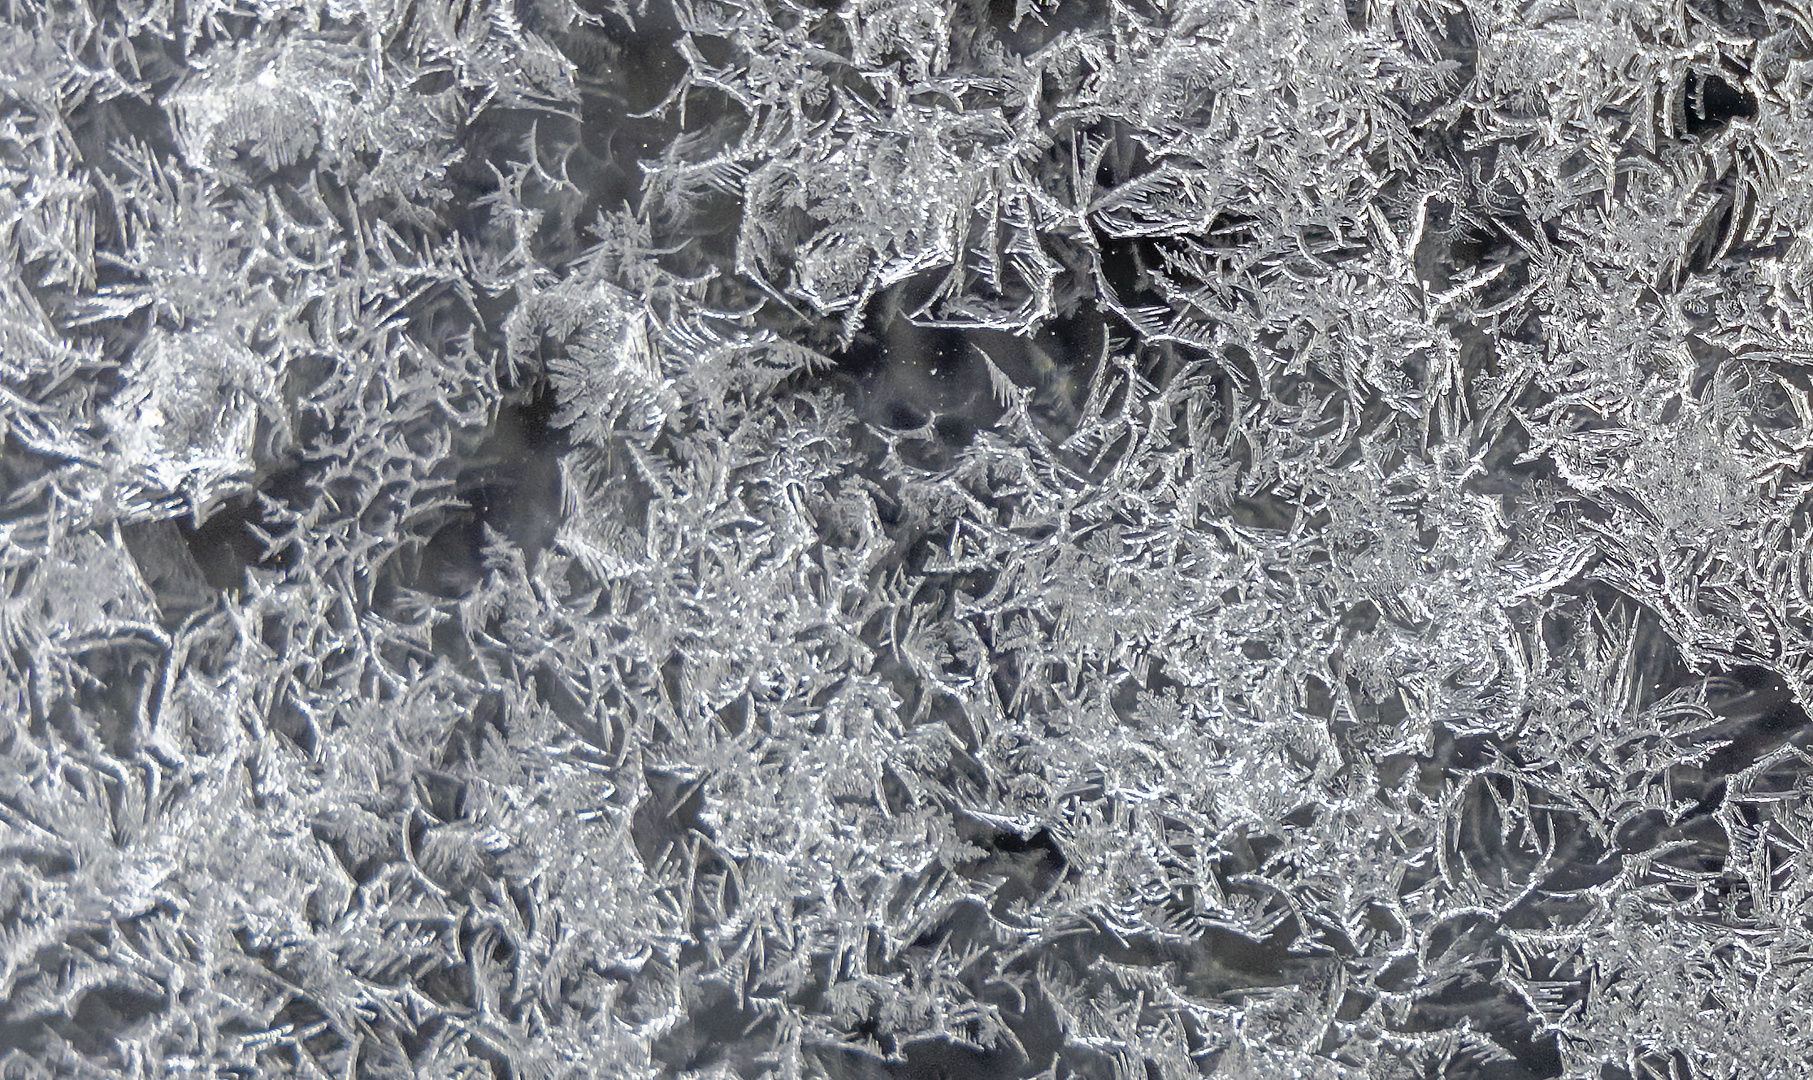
[4,1,1813,1078]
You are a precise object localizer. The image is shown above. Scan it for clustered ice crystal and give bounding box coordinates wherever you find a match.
[4,0,1813,1077]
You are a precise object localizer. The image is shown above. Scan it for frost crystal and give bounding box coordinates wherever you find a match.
[5,0,1813,1078]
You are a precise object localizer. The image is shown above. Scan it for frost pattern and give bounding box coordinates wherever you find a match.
[5,1,1813,1079]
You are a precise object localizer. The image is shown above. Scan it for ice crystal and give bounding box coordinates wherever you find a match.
[4,0,1813,1078]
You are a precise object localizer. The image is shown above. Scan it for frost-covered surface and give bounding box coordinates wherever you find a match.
[6,0,1813,1077]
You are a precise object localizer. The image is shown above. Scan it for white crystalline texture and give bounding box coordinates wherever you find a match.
[103,329,271,502]
[6,0,1813,1079]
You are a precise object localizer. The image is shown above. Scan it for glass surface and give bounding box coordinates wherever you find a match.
[2,1,1809,1078]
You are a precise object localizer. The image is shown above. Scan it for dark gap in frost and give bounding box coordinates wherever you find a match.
[555,0,711,258]
[1093,229,1166,317]
[1044,301,1109,369]
[179,497,278,591]
[885,400,927,430]
[825,283,1015,450]
[1450,1011,1563,1080]
[1683,70,1757,137]
[72,646,157,758]
[958,822,1067,915]
[632,769,709,872]
[650,978,768,1075]
[0,1019,48,1059]
[891,1036,1026,1080]
[67,985,166,1057]
[1687,0,1772,36]
[532,661,590,732]
[981,0,1110,55]
[1666,665,1809,825]
[1436,8,1481,90]
[417,380,567,595]
[176,464,310,592]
